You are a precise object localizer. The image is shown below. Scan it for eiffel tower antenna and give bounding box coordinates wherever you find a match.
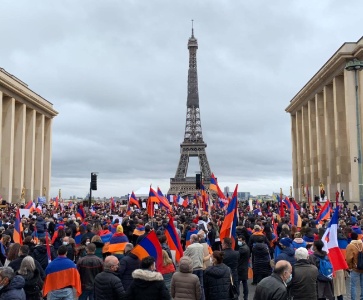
[168,27,212,197]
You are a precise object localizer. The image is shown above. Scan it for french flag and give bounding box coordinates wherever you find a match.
[177,195,184,206]
[322,206,348,272]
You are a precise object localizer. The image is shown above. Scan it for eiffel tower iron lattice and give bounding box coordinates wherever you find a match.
[168,27,212,197]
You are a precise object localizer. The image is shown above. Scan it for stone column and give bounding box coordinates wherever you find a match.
[302,103,310,202]
[24,108,36,201]
[12,102,26,202]
[33,113,44,200]
[308,97,318,196]
[344,69,358,201]
[1,97,15,202]
[333,75,350,201]
[296,110,303,199]
[43,117,52,201]
[291,114,298,197]
[316,92,326,198]
[324,84,336,200]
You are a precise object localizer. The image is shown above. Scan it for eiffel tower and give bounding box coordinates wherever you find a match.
[168,26,212,197]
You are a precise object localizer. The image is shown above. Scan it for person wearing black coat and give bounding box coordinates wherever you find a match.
[204,251,232,300]
[126,256,170,300]
[237,235,250,300]
[251,241,271,285]
[32,238,56,271]
[118,243,140,291]
[222,237,239,295]
[16,257,44,300]
[9,245,45,280]
[94,255,126,300]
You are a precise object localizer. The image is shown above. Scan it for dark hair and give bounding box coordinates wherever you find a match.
[213,251,224,264]
[7,243,21,261]
[351,232,359,240]
[86,243,96,253]
[158,235,167,244]
[313,240,324,252]
[145,225,151,233]
[141,256,155,269]
[223,237,232,248]
[20,245,29,256]
[58,245,68,256]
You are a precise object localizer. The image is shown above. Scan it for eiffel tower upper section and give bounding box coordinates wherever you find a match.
[168,27,212,196]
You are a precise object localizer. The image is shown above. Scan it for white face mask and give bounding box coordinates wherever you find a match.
[63,242,68,246]
[86,242,90,245]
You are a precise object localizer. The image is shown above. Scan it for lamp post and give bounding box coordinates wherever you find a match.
[345,59,363,206]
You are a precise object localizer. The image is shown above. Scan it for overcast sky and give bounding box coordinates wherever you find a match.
[1,1,363,199]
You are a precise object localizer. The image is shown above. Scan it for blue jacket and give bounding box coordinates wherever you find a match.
[0,275,25,300]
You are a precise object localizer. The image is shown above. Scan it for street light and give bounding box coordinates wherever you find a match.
[345,59,363,206]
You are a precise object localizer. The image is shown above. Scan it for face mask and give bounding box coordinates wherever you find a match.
[0,285,3,291]
[24,230,28,233]
[285,274,292,284]
[63,242,68,246]
[238,241,243,246]
[86,242,90,245]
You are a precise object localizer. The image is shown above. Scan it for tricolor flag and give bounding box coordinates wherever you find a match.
[43,257,81,297]
[14,209,23,245]
[177,195,184,206]
[36,205,42,214]
[129,191,141,208]
[316,200,331,224]
[164,217,183,263]
[25,200,33,209]
[54,196,59,208]
[290,199,302,227]
[157,187,172,210]
[76,205,86,221]
[219,184,238,249]
[209,173,226,200]
[131,230,163,271]
[322,206,348,273]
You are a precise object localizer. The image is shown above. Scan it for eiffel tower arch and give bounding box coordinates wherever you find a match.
[168,27,212,197]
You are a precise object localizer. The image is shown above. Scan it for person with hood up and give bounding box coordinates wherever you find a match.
[275,238,296,266]
[171,256,201,300]
[204,250,232,300]
[118,243,140,292]
[126,256,170,300]
[0,266,26,300]
[32,237,56,271]
[34,217,46,239]
[251,240,271,285]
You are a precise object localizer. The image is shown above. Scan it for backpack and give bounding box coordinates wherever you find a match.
[358,251,363,270]
[315,255,333,281]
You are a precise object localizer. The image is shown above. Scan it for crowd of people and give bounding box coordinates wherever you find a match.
[0,198,359,300]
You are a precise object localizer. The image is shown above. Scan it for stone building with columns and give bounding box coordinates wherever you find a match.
[286,37,363,205]
[0,68,58,203]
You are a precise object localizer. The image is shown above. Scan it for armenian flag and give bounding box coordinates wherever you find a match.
[76,205,86,221]
[316,200,331,224]
[209,173,226,200]
[157,187,172,210]
[25,200,33,209]
[129,191,140,208]
[164,217,183,263]
[108,230,129,254]
[43,257,81,297]
[219,184,238,249]
[14,209,23,245]
[290,199,302,227]
[131,230,163,271]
